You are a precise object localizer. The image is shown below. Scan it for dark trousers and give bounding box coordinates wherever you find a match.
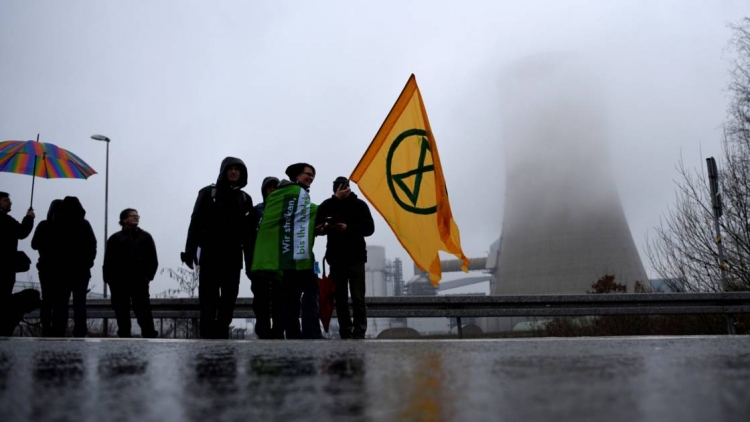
[0,270,15,302]
[50,278,89,337]
[302,274,322,339]
[0,271,14,336]
[199,265,240,339]
[330,261,367,339]
[110,280,157,338]
[283,270,321,339]
[251,272,285,339]
[39,272,53,336]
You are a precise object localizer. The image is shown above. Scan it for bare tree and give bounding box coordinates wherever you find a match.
[648,18,750,292]
[159,267,200,298]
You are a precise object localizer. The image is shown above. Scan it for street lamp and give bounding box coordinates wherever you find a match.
[91,134,110,300]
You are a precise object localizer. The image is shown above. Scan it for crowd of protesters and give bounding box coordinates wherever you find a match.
[0,156,374,340]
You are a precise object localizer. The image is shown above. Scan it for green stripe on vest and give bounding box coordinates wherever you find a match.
[252,184,317,272]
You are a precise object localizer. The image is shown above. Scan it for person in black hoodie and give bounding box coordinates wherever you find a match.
[31,199,64,336]
[250,176,283,339]
[316,177,375,339]
[51,196,97,337]
[104,208,159,338]
[183,157,256,339]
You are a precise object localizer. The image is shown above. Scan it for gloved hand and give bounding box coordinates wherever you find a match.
[180,252,196,270]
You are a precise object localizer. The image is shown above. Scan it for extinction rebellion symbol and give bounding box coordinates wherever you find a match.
[386,129,437,215]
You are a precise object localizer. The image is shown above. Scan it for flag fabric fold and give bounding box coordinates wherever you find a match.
[350,74,469,285]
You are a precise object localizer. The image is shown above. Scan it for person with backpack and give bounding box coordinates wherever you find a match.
[183,157,256,339]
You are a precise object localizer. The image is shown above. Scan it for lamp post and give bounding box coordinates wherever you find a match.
[706,156,735,335]
[91,134,110,298]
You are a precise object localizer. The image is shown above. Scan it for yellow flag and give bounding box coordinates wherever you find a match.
[351,74,469,286]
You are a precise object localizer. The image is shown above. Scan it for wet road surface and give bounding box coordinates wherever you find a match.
[1,336,749,421]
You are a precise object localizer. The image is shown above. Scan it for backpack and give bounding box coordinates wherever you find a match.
[210,185,251,209]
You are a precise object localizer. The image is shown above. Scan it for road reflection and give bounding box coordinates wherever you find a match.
[0,352,9,392]
[185,348,240,421]
[33,350,85,387]
[1,337,748,422]
[491,354,644,421]
[398,352,451,422]
[321,351,366,419]
[98,349,150,420]
[31,350,86,421]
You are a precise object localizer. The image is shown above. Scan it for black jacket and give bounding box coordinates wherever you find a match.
[31,219,58,272]
[317,192,374,264]
[0,210,34,272]
[185,157,256,270]
[55,197,97,278]
[103,227,158,284]
[31,200,64,273]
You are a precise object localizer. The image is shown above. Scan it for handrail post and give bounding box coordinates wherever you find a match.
[726,314,737,335]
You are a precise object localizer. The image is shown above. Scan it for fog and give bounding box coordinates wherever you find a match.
[494,54,648,293]
[1,1,746,296]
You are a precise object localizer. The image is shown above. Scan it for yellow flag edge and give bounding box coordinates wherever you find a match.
[351,74,418,182]
[350,74,470,286]
[414,80,471,278]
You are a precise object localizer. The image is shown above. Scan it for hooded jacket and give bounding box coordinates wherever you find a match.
[317,192,374,264]
[53,196,97,278]
[185,157,256,269]
[31,199,64,272]
[253,176,280,228]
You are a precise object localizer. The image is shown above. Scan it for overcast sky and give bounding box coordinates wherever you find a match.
[2,1,747,297]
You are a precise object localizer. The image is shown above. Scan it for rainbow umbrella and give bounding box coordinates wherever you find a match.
[0,137,97,207]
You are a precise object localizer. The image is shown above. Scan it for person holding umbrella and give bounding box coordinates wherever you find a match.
[0,191,35,301]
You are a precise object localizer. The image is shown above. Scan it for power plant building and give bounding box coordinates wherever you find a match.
[485,56,649,331]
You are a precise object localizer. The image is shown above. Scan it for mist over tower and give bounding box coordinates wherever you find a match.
[491,54,648,296]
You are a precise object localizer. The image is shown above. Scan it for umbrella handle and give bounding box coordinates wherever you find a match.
[30,134,40,209]
[30,156,37,209]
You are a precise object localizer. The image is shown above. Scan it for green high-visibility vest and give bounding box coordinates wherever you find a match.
[251,183,317,272]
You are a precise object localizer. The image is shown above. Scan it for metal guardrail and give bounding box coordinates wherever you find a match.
[24,292,750,319]
[362,293,750,318]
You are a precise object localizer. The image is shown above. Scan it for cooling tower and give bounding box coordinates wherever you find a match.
[491,55,648,296]
[365,245,390,337]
